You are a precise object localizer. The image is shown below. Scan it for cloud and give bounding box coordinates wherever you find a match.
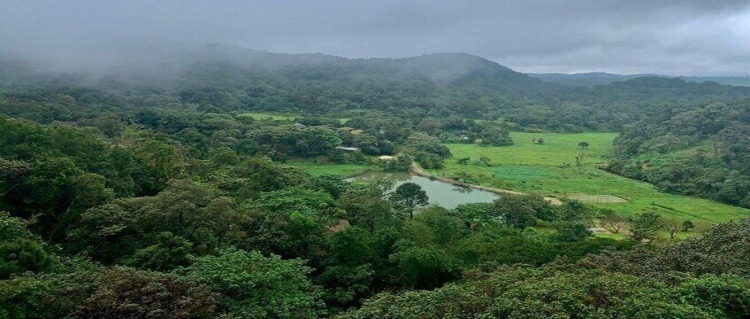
[1,0,748,75]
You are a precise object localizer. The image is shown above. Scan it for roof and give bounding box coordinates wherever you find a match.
[336,146,361,151]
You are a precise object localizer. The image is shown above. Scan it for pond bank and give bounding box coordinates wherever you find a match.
[408,163,563,206]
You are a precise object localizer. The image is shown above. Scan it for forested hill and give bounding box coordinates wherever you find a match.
[530,72,750,87]
[609,99,750,208]
[4,45,750,318]
[2,45,750,131]
[529,72,647,87]
[10,44,550,94]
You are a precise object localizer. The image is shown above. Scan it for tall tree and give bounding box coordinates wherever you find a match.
[390,182,429,220]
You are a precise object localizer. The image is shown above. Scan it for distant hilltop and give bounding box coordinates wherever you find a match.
[529,72,750,87]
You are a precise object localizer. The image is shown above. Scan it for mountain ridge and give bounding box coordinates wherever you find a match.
[529,72,750,87]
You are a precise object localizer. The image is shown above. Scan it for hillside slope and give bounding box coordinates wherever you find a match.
[530,72,750,87]
[2,45,750,132]
[609,100,750,207]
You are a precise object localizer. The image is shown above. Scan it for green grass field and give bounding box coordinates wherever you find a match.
[429,132,750,228]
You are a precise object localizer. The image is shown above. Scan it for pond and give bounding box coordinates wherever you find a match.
[347,172,499,209]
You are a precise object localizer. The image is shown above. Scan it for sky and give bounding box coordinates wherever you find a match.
[1,0,749,76]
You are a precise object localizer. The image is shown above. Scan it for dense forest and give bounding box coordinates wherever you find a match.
[3,44,750,133]
[609,100,750,208]
[1,46,750,318]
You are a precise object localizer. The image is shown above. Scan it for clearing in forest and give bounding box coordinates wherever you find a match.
[239,112,350,124]
[432,132,750,228]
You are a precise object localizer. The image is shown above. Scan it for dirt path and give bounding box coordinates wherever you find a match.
[408,163,564,206]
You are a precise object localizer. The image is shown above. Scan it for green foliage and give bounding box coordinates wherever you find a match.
[389,182,429,220]
[240,187,335,261]
[316,263,375,307]
[124,232,193,271]
[3,50,750,318]
[491,194,556,229]
[410,206,465,246]
[630,211,665,240]
[0,265,218,319]
[223,156,310,197]
[249,125,342,158]
[584,219,750,278]
[389,245,460,289]
[450,226,559,266]
[683,219,696,232]
[0,239,53,279]
[339,266,719,319]
[610,101,750,208]
[480,126,514,146]
[0,211,34,242]
[675,274,750,318]
[337,181,397,232]
[68,180,239,264]
[75,267,218,319]
[182,248,325,319]
[381,154,413,172]
[554,221,593,242]
[0,274,65,319]
[0,212,53,279]
[600,209,628,234]
[403,133,451,168]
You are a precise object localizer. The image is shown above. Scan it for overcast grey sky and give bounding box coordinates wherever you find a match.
[1,0,749,76]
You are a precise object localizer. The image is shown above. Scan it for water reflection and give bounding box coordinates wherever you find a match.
[348,172,499,209]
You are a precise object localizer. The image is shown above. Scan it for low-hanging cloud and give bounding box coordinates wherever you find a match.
[1,0,748,76]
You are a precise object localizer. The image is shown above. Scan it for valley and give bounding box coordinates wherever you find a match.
[2,42,750,318]
[291,131,749,232]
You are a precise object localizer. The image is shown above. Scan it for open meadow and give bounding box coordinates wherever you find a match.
[428,132,750,230]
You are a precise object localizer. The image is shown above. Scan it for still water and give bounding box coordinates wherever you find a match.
[348,172,498,209]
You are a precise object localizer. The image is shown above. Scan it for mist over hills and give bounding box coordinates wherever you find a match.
[2,43,749,131]
[1,44,543,86]
[2,43,750,318]
[4,43,748,92]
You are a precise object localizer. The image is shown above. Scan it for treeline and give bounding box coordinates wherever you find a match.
[609,100,750,207]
